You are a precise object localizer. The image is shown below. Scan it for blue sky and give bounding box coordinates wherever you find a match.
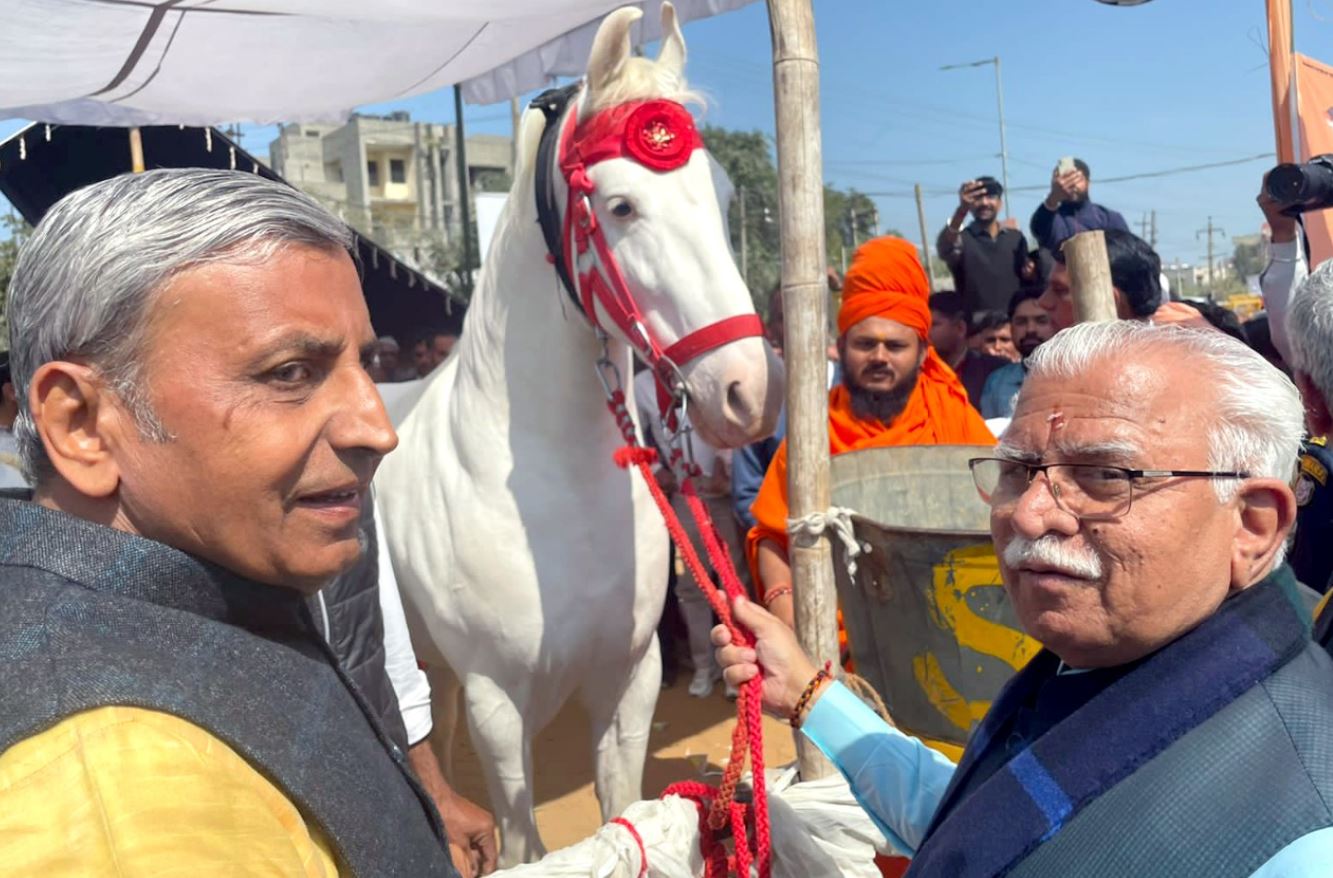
[1,0,1322,267]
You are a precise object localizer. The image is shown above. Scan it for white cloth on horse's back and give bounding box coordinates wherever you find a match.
[488,795,702,878]
[767,768,900,876]
[487,770,895,878]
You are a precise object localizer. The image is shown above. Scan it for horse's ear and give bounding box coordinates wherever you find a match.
[585,7,643,102]
[656,2,685,79]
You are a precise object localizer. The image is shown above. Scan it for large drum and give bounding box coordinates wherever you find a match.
[829,445,1040,754]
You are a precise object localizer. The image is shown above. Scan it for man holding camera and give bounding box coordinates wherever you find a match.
[1257,175,1333,599]
[937,176,1035,315]
[1030,157,1129,251]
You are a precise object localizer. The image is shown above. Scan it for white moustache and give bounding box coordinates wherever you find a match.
[1002,534,1104,581]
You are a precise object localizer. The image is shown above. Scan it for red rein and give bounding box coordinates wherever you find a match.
[562,93,773,877]
[608,391,772,878]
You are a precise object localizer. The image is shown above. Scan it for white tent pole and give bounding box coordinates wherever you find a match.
[766,0,837,781]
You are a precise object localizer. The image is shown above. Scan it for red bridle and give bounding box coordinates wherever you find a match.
[549,95,763,413]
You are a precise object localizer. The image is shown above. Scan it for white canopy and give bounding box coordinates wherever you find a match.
[0,0,754,126]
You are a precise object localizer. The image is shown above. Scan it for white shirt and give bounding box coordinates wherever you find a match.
[1260,237,1308,363]
[372,496,434,746]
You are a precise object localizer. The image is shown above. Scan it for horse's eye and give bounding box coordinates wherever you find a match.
[608,198,634,219]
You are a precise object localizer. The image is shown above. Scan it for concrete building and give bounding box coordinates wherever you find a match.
[269,111,512,269]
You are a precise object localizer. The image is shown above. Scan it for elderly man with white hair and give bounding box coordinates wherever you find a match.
[717,321,1333,876]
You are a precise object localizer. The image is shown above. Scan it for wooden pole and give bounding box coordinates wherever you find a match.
[453,84,474,294]
[766,0,837,781]
[128,127,145,173]
[1063,230,1117,324]
[914,183,936,293]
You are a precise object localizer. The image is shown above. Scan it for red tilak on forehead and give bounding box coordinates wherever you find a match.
[560,99,703,175]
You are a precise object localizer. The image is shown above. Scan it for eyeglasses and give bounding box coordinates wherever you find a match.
[967,457,1250,522]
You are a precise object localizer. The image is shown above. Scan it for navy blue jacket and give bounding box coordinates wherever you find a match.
[1030,198,1129,250]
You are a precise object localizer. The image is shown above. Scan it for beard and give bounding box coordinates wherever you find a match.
[846,364,920,424]
[1017,334,1044,358]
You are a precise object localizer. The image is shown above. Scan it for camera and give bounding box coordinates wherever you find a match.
[1266,154,1333,216]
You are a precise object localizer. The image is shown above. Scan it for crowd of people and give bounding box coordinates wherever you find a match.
[3,151,1333,878]
[708,159,1333,876]
[367,327,460,383]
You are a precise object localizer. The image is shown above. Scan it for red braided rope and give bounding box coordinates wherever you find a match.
[606,390,772,878]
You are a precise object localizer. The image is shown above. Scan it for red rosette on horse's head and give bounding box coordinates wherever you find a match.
[624,101,700,171]
[562,98,703,176]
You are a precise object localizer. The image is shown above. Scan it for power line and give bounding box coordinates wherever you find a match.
[826,155,997,167]
[690,49,1251,160]
[857,153,1275,198]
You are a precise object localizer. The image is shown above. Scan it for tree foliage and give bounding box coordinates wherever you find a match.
[701,126,782,312]
[0,214,34,351]
[1232,235,1266,281]
[702,126,890,314]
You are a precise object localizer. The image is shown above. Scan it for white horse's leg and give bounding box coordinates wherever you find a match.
[585,639,662,822]
[424,663,462,780]
[465,675,545,866]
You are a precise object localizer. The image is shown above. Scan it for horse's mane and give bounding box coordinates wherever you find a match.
[513,58,705,192]
[579,57,704,117]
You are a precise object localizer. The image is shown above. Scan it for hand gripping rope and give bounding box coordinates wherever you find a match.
[605,384,771,878]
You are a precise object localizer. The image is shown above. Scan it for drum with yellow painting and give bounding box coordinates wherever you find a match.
[829,445,1041,758]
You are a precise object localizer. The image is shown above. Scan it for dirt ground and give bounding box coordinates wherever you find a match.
[448,675,799,852]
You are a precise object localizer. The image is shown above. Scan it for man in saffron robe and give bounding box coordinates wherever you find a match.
[747,237,995,626]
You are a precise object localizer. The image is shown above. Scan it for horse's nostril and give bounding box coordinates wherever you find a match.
[726,380,751,423]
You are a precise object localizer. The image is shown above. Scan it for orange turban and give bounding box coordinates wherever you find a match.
[837,236,932,338]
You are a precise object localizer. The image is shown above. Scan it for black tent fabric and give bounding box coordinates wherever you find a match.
[0,124,464,345]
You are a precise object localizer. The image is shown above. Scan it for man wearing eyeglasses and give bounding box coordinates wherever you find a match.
[717,320,1333,876]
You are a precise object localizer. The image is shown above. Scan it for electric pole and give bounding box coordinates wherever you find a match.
[915,183,936,293]
[940,56,1010,220]
[1136,211,1159,249]
[1196,216,1225,291]
[738,184,749,287]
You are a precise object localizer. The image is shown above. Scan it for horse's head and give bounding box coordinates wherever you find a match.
[550,2,783,449]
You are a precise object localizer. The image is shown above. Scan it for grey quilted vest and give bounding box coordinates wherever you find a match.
[312,495,410,751]
[1008,642,1333,878]
[0,497,457,877]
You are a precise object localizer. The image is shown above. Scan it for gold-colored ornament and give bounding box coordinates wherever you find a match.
[644,122,676,150]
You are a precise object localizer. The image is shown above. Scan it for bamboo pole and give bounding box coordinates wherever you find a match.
[128,127,145,173]
[1063,230,1118,323]
[766,0,837,780]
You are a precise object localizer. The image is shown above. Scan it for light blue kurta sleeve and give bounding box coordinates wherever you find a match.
[1250,826,1333,876]
[799,681,957,855]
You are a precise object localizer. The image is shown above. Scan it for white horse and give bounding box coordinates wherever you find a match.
[375,3,783,866]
